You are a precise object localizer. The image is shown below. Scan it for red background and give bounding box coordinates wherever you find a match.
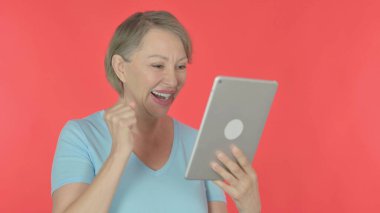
[1,0,379,212]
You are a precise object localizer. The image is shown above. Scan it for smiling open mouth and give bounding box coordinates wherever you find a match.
[150,90,175,106]
[151,91,172,100]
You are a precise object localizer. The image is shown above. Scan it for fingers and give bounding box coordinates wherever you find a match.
[104,99,138,154]
[213,180,238,197]
[211,145,258,184]
[214,151,246,180]
[105,99,135,119]
[231,144,255,177]
[211,145,261,211]
[106,99,136,115]
[104,100,137,131]
[210,161,238,186]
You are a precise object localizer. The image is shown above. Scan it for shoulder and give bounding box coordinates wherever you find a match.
[59,110,107,143]
[174,118,198,139]
[173,118,199,151]
[68,109,105,130]
[72,110,106,129]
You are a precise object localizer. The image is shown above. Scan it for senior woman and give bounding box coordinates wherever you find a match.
[51,11,261,213]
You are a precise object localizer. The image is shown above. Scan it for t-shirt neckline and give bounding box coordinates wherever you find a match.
[99,109,178,176]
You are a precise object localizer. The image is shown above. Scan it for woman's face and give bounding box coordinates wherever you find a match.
[121,28,188,118]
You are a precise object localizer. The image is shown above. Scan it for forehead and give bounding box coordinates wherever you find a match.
[136,28,185,56]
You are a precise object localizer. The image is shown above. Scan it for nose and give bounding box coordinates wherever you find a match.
[163,67,178,87]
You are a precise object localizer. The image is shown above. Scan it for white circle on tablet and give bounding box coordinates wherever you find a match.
[224,119,244,140]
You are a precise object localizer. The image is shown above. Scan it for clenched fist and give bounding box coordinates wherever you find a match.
[104,99,137,157]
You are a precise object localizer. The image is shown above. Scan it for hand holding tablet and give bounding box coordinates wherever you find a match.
[185,76,278,180]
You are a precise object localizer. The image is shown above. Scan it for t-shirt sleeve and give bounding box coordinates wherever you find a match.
[205,180,226,202]
[51,120,95,195]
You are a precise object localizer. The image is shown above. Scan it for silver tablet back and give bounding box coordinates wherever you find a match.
[185,76,278,180]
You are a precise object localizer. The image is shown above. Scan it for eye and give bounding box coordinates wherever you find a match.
[152,64,164,69]
[177,64,187,70]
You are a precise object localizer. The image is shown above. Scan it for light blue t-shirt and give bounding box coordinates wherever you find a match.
[51,110,226,213]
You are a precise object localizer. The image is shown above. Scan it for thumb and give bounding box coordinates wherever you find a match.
[128,101,136,110]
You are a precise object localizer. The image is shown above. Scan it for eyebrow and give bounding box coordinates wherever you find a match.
[147,54,188,62]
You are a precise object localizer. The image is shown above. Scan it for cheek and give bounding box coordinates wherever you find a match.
[140,68,159,81]
[177,72,187,85]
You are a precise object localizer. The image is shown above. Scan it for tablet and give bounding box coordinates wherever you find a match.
[185,76,278,180]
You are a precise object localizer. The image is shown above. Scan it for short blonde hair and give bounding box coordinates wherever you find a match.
[104,11,192,97]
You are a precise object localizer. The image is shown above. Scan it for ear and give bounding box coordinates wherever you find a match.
[111,54,128,83]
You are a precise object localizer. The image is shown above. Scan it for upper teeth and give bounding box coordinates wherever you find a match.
[152,91,172,99]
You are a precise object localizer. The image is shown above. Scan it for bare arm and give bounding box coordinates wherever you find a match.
[52,151,131,213]
[208,201,228,213]
[52,100,137,213]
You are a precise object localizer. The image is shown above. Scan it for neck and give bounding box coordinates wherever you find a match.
[134,114,171,148]
[118,95,170,145]
[136,113,162,136]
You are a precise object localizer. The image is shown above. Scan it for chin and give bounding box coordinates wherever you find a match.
[145,97,173,118]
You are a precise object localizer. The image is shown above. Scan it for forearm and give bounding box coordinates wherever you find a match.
[63,151,131,213]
